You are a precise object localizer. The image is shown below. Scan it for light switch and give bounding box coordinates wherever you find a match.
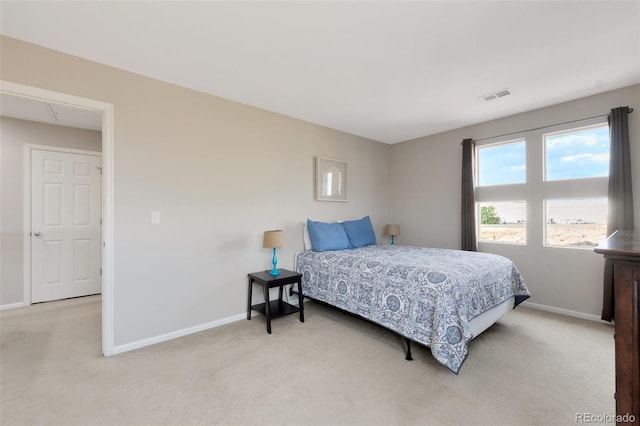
[151,211,161,224]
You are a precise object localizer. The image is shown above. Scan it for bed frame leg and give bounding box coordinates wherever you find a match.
[404,338,413,361]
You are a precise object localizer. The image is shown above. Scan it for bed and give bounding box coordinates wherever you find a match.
[295,243,530,374]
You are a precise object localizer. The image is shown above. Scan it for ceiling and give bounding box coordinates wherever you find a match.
[1,1,639,143]
[0,93,102,131]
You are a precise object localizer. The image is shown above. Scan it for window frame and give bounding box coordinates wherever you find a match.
[543,197,608,249]
[475,117,609,250]
[477,200,527,245]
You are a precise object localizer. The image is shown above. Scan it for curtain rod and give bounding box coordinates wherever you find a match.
[468,106,633,144]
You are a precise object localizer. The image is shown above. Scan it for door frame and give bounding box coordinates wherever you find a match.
[25,145,102,303]
[1,80,115,356]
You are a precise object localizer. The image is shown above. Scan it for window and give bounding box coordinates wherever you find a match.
[545,198,607,248]
[545,125,609,181]
[476,120,609,249]
[476,139,527,244]
[479,201,527,244]
[477,140,526,186]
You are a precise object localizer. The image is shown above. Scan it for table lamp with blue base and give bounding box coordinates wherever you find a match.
[263,230,285,276]
[384,224,400,245]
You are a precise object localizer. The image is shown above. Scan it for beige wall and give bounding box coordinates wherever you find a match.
[0,36,391,346]
[390,84,640,317]
[3,33,637,348]
[0,117,102,305]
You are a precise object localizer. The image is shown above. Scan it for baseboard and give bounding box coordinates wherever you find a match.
[111,312,247,355]
[521,301,613,325]
[0,302,27,311]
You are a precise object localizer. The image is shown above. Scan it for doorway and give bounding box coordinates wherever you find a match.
[0,80,114,356]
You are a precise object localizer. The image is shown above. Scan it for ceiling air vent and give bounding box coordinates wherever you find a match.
[479,88,511,102]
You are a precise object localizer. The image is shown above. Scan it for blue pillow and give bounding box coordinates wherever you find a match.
[342,216,377,248]
[306,219,351,252]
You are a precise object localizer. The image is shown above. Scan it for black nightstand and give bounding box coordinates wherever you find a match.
[247,269,304,334]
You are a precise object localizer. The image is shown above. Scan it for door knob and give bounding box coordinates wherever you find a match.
[33,231,41,237]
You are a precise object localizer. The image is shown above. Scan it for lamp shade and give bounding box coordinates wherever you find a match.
[384,224,400,236]
[263,230,285,248]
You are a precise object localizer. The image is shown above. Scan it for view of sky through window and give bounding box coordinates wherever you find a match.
[545,125,609,181]
[478,140,525,186]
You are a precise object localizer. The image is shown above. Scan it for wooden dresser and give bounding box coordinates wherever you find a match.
[595,230,640,424]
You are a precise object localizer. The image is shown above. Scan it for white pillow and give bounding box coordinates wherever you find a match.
[303,222,312,250]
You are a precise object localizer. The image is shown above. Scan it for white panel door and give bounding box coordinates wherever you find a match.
[31,149,102,303]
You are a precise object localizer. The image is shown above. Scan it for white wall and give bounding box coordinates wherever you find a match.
[0,117,102,306]
[0,36,391,347]
[390,84,640,317]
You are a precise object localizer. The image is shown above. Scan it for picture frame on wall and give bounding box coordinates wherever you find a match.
[316,157,348,202]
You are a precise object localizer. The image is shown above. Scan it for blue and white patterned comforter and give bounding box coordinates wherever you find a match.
[295,245,530,373]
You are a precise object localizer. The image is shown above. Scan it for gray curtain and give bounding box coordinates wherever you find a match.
[601,106,634,322]
[461,138,477,251]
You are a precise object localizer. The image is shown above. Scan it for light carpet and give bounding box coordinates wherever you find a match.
[0,295,614,425]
